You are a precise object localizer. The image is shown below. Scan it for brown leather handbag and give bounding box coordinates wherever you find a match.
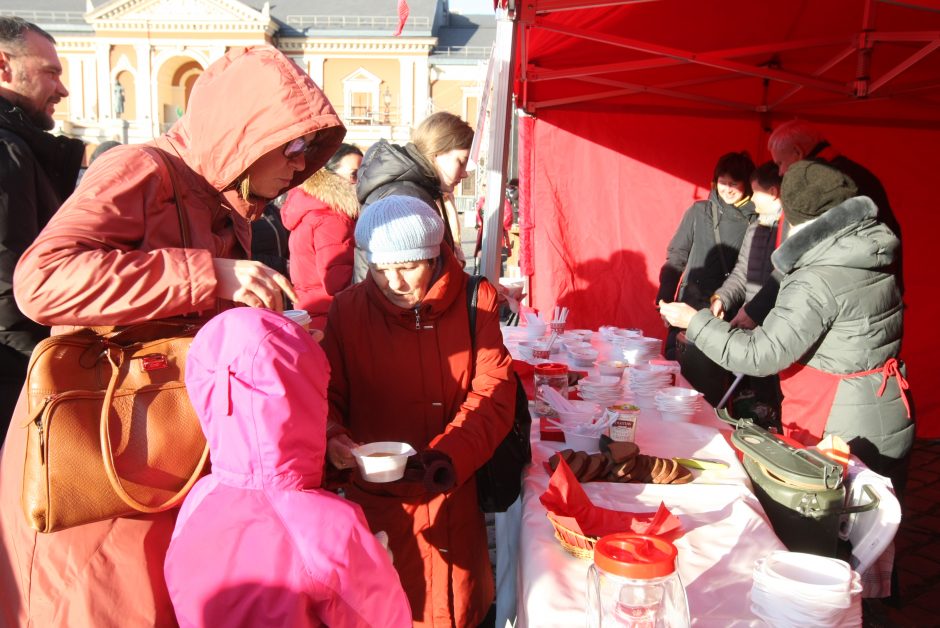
[21,147,209,533]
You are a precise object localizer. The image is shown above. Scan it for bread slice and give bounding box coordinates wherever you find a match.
[568,451,589,478]
[656,458,680,484]
[610,455,638,479]
[559,449,576,463]
[650,457,665,481]
[607,441,639,463]
[672,465,694,484]
[624,454,651,483]
[581,453,607,482]
[548,452,562,472]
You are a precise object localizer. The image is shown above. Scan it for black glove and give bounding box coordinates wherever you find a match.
[403,449,456,494]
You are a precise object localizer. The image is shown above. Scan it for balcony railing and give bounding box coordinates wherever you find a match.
[287,15,431,31]
[0,10,87,25]
[432,46,492,59]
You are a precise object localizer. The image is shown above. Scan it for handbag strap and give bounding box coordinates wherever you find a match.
[98,339,210,514]
[148,146,192,248]
[710,200,729,277]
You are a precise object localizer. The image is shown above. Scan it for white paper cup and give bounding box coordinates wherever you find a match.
[282,309,311,330]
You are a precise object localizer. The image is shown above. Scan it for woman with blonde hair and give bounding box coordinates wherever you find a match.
[0,45,345,626]
[356,111,474,257]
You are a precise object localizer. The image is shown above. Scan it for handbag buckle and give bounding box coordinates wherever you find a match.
[140,353,169,371]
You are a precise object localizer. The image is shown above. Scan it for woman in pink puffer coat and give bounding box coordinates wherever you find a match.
[164,307,411,627]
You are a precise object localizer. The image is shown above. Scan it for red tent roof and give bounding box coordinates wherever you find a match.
[512,0,940,128]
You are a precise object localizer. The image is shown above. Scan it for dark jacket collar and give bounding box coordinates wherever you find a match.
[0,94,85,202]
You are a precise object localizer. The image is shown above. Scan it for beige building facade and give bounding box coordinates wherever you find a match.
[4,0,491,171]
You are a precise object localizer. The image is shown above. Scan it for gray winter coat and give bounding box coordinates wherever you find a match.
[656,189,756,311]
[686,196,913,463]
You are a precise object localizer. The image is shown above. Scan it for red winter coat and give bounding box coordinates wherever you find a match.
[0,45,345,627]
[322,248,516,627]
[282,169,360,328]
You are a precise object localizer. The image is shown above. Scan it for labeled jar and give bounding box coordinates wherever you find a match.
[607,404,640,443]
[534,362,568,441]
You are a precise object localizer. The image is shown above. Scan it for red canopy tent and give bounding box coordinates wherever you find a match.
[492,0,940,436]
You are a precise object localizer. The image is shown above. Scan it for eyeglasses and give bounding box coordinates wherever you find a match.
[283,136,314,160]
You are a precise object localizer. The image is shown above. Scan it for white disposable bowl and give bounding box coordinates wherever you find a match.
[563,431,600,452]
[659,410,694,422]
[523,322,547,338]
[596,360,628,377]
[569,347,599,367]
[352,441,416,483]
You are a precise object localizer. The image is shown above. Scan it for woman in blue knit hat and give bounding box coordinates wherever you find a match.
[320,195,516,627]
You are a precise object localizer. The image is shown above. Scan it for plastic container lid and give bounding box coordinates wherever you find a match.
[535,362,568,376]
[594,533,678,579]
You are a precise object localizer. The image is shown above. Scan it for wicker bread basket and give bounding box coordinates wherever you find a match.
[547,514,599,560]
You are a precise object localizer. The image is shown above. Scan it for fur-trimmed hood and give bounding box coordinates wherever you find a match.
[772,195,898,275]
[281,168,360,230]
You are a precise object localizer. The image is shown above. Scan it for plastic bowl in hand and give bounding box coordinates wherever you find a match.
[352,441,416,483]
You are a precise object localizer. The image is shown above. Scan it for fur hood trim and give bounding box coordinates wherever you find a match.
[300,169,360,219]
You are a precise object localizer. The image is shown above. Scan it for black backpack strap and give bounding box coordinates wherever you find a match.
[466,274,484,356]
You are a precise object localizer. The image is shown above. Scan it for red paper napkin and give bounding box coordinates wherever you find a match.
[540,457,683,541]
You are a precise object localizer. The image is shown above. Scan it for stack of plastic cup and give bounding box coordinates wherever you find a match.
[750,551,862,627]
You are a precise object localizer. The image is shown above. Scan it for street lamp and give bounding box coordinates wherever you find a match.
[383,86,392,124]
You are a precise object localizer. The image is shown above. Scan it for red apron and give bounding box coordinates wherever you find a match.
[779,358,911,446]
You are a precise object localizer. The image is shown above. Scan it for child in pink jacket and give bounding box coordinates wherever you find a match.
[164,308,411,627]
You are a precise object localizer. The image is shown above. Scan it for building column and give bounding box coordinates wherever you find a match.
[306,54,325,87]
[67,54,84,119]
[398,57,415,128]
[82,55,97,122]
[135,43,153,135]
[95,43,111,123]
[412,57,430,126]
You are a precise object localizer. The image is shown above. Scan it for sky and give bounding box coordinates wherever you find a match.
[449,0,494,14]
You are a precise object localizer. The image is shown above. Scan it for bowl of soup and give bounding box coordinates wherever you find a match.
[351,441,417,482]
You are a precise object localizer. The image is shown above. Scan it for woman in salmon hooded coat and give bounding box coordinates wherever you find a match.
[164,307,411,627]
[0,45,345,626]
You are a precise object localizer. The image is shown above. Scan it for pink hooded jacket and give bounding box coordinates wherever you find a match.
[165,308,411,627]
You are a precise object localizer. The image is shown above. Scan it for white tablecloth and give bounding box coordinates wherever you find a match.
[496,328,786,627]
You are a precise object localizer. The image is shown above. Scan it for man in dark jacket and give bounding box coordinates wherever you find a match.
[0,17,84,432]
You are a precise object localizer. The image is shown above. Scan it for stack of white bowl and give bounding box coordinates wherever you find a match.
[750,551,862,627]
[577,375,624,407]
[654,386,703,421]
[556,399,604,427]
[627,363,674,406]
[617,336,662,365]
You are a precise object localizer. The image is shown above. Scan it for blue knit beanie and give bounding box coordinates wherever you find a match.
[355,196,445,264]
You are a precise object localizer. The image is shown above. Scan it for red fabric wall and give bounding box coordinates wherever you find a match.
[526,108,938,437]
